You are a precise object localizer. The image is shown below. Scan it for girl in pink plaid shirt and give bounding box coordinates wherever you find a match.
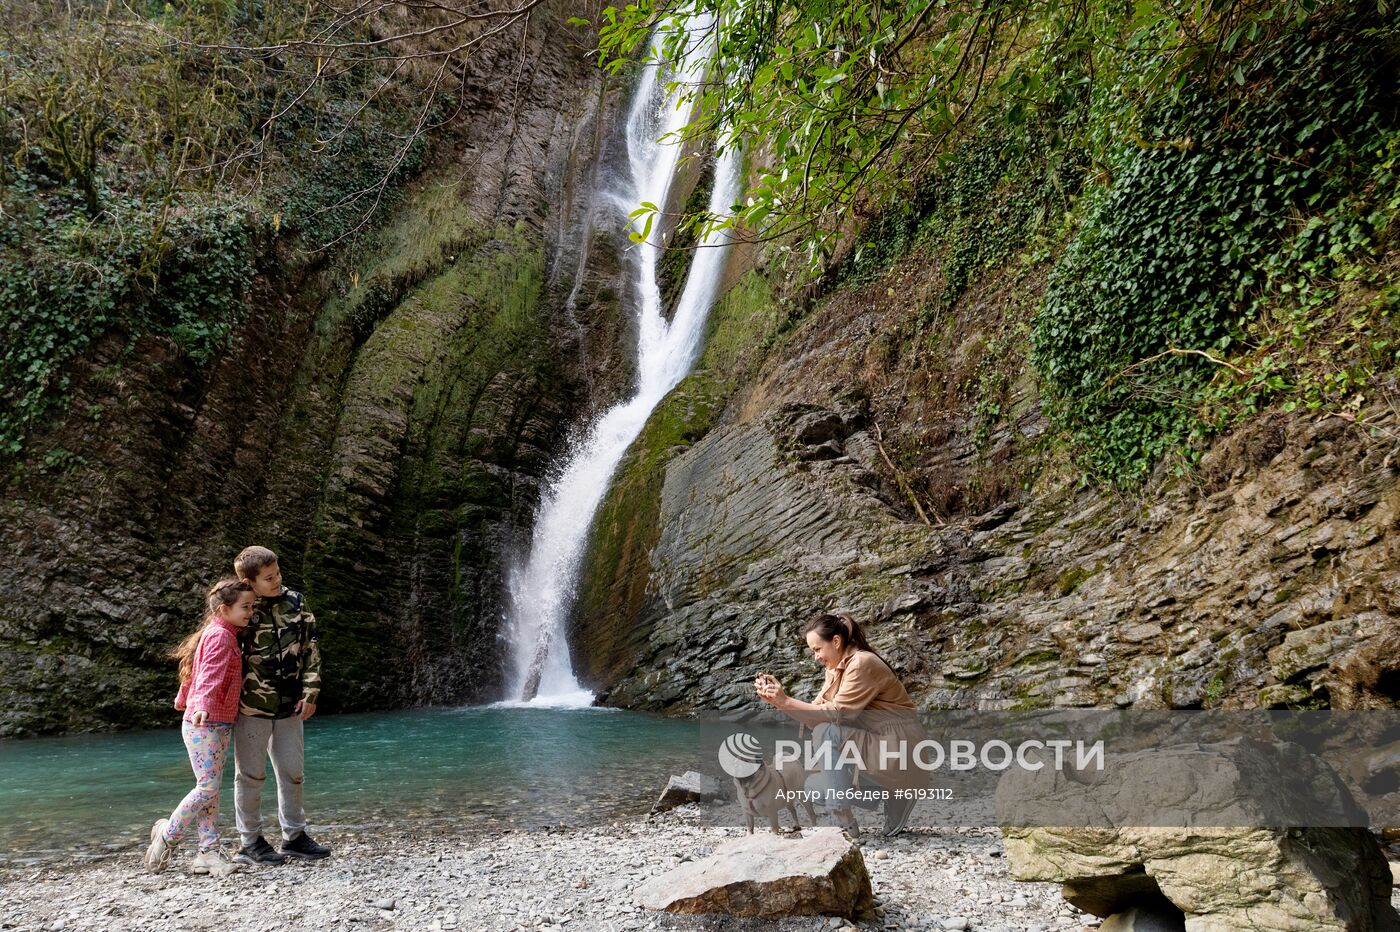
[144,578,255,877]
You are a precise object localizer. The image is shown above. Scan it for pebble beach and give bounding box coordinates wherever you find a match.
[1,804,1093,932]
[5,802,1398,932]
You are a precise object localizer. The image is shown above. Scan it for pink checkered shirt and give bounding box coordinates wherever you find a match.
[174,618,245,725]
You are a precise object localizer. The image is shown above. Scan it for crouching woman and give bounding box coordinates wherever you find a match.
[755,612,926,837]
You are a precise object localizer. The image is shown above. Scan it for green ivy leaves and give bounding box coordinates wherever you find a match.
[0,2,437,463]
[1030,9,1399,483]
[0,194,256,456]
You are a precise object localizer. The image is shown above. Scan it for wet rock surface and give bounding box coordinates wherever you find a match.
[652,771,725,814]
[582,395,1400,717]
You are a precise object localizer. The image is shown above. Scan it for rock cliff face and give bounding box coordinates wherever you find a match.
[6,11,1398,739]
[574,246,1400,715]
[0,7,635,736]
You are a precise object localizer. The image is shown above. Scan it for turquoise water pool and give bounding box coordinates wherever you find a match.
[0,705,706,862]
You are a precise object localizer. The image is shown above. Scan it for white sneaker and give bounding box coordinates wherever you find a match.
[144,819,173,873]
[190,848,244,878]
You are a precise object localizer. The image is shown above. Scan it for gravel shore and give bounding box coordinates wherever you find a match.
[3,806,1397,932]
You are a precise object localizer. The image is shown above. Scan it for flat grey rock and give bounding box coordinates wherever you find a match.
[650,770,723,814]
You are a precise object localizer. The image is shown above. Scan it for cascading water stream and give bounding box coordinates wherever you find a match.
[501,23,740,705]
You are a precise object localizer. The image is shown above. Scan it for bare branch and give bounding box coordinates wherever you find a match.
[183,0,550,55]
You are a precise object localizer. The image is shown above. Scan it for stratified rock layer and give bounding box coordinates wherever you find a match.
[1005,823,1398,931]
[999,738,1398,929]
[575,239,1400,717]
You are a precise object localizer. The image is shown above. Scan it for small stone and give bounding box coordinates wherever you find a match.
[873,850,890,860]
[372,899,396,911]
[940,919,971,931]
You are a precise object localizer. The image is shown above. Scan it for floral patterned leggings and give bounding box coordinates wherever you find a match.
[162,722,232,852]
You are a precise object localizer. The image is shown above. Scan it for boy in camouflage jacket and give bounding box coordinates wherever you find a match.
[230,546,331,865]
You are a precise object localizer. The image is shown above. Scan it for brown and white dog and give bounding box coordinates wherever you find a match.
[734,756,819,834]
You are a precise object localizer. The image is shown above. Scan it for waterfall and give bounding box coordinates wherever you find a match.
[501,25,741,705]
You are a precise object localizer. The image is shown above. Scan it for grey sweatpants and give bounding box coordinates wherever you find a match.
[233,714,307,846]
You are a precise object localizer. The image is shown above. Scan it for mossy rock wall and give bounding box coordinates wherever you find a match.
[567,31,1400,714]
[303,227,571,708]
[573,235,1400,715]
[0,3,631,735]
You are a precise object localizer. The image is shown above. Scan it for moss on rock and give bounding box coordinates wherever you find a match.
[301,225,571,710]
[573,269,778,688]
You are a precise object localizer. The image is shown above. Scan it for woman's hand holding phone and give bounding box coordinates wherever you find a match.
[754,672,786,706]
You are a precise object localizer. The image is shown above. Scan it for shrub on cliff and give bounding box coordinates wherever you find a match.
[1032,9,1400,482]
[0,0,484,461]
[588,0,1400,484]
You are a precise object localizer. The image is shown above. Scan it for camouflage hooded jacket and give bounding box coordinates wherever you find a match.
[240,586,322,719]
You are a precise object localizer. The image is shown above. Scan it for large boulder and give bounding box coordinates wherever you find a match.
[634,826,875,919]
[999,740,1399,931]
[1005,824,1397,931]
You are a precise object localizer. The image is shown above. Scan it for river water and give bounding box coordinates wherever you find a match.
[0,705,705,864]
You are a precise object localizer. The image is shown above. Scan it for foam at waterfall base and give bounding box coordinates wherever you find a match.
[487,688,602,711]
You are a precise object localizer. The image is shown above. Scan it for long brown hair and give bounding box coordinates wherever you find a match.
[170,578,252,683]
[802,611,884,663]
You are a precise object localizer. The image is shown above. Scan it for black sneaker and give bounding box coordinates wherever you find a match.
[280,831,331,860]
[234,836,287,866]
